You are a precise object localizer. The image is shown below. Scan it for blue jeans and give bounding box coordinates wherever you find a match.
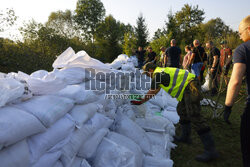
[191,62,203,77]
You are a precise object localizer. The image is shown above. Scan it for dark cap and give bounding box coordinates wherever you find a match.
[142,62,157,73]
[220,40,227,44]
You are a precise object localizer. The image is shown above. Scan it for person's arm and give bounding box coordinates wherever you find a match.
[190,53,195,64]
[210,55,218,72]
[225,50,232,66]
[140,88,161,103]
[225,63,246,106]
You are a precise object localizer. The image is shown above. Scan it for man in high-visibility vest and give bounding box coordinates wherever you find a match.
[131,62,218,162]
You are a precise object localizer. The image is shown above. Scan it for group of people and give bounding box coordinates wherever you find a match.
[135,38,233,96]
[131,15,250,166]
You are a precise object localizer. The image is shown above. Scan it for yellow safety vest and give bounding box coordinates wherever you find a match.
[153,67,196,101]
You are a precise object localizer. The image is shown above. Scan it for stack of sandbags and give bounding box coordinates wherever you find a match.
[0,47,179,167]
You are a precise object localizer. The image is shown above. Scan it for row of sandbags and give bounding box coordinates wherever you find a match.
[0,47,179,167]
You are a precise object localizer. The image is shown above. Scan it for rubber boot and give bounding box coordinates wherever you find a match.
[174,123,192,144]
[196,131,219,162]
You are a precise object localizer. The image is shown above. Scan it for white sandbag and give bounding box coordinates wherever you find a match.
[109,54,129,69]
[94,137,137,167]
[32,151,61,167]
[0,140,30,167]
[114,114,152,155]
[78,128,109,158]
[14,95,74,127]
[143,156,173,167]
[0,78,25,107]
[54,161,63,167]
[28,114,75,163]
[106,132,143,167]
[27,70,66,95]
[201,73,211,92]
[69,104,99,128]
[53,67,90,85]
[0,106,46,148]
[146,132,176,159]
[71,157,91,167]
[53,47,111,72]
[60,125,95,167]
[87,112,114,130]
[161,110,180,124]
[135,116,170,133]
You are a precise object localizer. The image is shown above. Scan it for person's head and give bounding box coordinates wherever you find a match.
[143,62,157,78]
[206,41,214,49]
[160,46,166,52]
[185,45,191,52]
[147,46,153,52]
[170,39,176,46]
[138,46,142,51]
[220,40,227,48]
[239,15,250,42]
[193,39,200,47]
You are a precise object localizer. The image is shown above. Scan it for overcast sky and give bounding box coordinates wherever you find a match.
[1,0,249,40]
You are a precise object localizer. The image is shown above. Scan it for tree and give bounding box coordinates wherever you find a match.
[46,10,82,40]
[0,8,17,32]
[174,4,205,44]
[165,11,179,41]
[123,32,137,56]
[95,15,123,62]
[75,0,105,41]
[135,14,149,48]
[198,18,231,43]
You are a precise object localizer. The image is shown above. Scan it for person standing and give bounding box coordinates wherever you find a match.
[144,46,157,64]
[223,15,250,167]
[159,46,166,67]
[190,40,206,81]
[165,39,182,68]
[206,41,220,96]
[219,40,232,87]
[136,46,146,69]
[131,62,218,162]
[182,45,192,71]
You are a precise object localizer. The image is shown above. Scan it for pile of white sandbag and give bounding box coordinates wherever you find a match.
[0,47,179,167]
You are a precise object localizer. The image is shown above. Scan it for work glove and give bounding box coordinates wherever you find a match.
[223,105,232,124]
[130,100,143,105]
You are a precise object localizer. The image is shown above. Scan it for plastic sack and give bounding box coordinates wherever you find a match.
[69,104,99,128]
[60,125,95,167]
[28,114,75,163]
[71,157,91,167]
[53,47,111,73]
[114,114,152,155]
[161,109,180,124]
[0,106,46,148]
[32,151,62,167]
[135,116,170,133]
[14,95,74,128]
[0,78,25,107]
[78,128,109,158]
[94,137,140,167]
[106,132,143,167]
[27,70,66,95]
[143,156,173,167]
[53,67,90,85]
[87,112,114,130]
[0,140,30,167]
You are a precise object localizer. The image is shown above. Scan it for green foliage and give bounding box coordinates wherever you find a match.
[95,15,123,62]
[0,8,17,32]
[123,32,137,56]
[135,14,149,48]
[75,0,105,41]
[150,35,169,55]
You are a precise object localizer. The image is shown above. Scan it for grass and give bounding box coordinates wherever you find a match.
[171,81,246,167]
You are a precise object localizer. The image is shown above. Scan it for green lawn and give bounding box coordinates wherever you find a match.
[171,85,246,167]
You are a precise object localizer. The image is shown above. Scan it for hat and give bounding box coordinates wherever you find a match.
[142,62,157,74]
[220,40,227,44]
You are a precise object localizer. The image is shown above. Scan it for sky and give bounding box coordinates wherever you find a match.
[1,0,250,40]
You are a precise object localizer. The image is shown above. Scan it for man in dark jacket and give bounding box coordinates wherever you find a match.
[165,39,182,68]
